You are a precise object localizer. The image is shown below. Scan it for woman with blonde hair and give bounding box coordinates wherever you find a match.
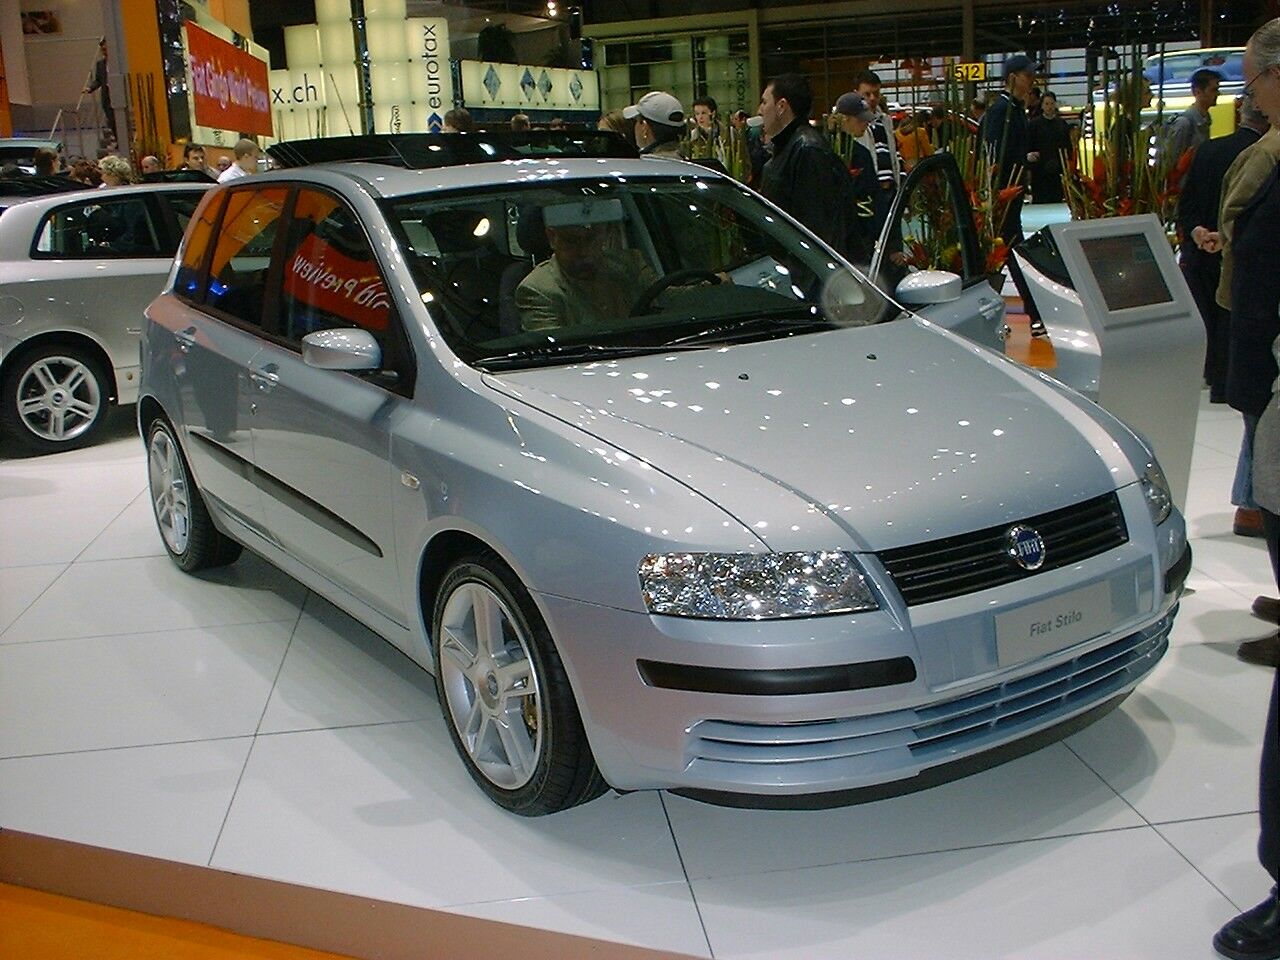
[97,155,133,187]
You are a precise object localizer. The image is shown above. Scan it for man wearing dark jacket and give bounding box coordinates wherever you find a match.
[833,92,881,250]
[83,39,117,142]
[1177,95,1268,402]
[757,73,868,264]
[981,54,1036,246]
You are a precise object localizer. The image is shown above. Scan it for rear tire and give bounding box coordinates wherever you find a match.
[432,553,607,815]
[146,417,242,572]
[1,344,110,453]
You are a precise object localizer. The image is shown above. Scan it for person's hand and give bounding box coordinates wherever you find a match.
[1027,151,1041,163]
[1192,226,1222,253]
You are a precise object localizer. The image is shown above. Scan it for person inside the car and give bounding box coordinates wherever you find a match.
[515,217,656,331]
[514,198,732,333]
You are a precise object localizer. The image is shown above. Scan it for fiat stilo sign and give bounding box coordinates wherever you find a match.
[186,22,273,138]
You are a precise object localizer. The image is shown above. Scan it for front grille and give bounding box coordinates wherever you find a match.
[687,611,1170,779]
[877,492,1128,606]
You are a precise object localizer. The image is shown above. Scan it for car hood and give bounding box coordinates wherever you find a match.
[483,320,1145,552]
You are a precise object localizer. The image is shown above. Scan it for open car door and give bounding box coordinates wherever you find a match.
[869,152,1009,353]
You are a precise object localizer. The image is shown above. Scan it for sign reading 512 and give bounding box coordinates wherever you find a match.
[952,61,987,82]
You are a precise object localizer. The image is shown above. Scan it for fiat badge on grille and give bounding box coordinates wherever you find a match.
[1006,525,1046,571]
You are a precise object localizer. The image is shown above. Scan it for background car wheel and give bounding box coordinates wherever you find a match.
[1,344,109,453]
[432,553,607,815]
[146,418,242,572]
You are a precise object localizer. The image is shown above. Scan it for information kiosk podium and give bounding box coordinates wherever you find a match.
[1015,215,1205,510]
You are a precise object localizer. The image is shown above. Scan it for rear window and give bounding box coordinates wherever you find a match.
[204,187,288,327]
[165,191,209,236]
[173,191,225,302]
[34,197,163,259]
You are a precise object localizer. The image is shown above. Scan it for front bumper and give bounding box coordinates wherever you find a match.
[541,528,1184,799]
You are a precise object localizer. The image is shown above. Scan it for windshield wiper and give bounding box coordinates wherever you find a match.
[474,341,707,369]
[474,309,836,369]
[661,310,837,347]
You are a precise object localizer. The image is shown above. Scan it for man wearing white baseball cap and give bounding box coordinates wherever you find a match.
[623,91,686,159]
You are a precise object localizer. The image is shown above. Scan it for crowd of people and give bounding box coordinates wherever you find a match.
[1,136,263,189]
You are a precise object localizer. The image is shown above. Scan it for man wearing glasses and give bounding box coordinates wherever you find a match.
[1211,16,1280,960]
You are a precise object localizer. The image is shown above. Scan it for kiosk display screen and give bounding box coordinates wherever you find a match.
[1078,233,1174,311]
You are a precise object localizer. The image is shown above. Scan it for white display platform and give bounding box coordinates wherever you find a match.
[0,401,1270,959]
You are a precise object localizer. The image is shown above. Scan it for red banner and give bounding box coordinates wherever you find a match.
[185,22,272,138]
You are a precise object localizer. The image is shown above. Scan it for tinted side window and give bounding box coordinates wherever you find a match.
[276,189,390,345]
[173,191,224,300]
[165,191,208,236]
[35,197,163,259]
[205,187,288,327]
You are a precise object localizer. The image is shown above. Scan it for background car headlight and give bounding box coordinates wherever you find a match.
[638,551,879,619]
[1141,462,1173,525]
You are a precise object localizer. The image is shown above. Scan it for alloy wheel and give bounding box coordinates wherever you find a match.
[438,581,543,790]
[148,428,191,556]
[15,355,102,442]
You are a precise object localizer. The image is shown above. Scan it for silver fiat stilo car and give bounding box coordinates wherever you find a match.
[0,182,211,451]
[138,140,1189,815]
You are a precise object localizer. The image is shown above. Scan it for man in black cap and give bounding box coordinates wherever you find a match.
[834,92,881,245]
[757,73,870,264]
[981,53,1037,247]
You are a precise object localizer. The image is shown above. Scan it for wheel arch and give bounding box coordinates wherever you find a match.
[136,394,167,435]
[415,526,562,651]
[417,528,502,649]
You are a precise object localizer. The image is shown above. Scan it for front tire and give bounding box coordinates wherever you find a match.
[432,554,606,815]
[146,417,242,572]
[1,344,110,453]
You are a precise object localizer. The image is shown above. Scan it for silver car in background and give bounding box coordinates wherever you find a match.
[139,152,1189,815]
[0,183,209,452]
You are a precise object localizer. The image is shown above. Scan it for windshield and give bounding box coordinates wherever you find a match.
[385,174,898,370]
[1144,49,1245,84]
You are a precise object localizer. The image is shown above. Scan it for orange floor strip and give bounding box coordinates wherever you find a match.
[1004,305,1058,370]
[1,831,691,960]
[0,883,357,960]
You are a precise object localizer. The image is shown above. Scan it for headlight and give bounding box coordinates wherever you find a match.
[638,551,879,620]
[1140,462,1172,525]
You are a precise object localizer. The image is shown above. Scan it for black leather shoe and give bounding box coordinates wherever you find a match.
[1214,893,1280,960]
[1238,632,1280,668]
[1254,596,1280,626]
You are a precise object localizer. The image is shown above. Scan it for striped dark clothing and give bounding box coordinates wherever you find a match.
[869,120,894,186]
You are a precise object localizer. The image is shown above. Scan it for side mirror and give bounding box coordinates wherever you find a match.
[895,270,962,306]
[301,328,382,371]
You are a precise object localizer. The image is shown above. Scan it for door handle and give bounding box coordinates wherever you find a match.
[174,326,197,353]
[249,362,280,392]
